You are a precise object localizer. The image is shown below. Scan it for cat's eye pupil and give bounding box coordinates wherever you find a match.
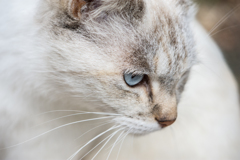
[124,73,144,87]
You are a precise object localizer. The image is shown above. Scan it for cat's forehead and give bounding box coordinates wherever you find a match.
[53,0,195,75]
[98,0,196,76]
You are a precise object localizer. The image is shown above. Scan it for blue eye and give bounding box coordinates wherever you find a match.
[124,73,144,86]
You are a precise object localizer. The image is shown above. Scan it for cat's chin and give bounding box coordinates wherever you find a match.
[112,117,161,135]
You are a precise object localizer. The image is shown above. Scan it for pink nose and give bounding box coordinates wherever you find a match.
[155,118,176,128]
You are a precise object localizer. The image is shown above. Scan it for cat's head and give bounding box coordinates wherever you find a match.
[39,0,196,135]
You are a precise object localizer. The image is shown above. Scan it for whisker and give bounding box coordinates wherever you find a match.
[79,132,115,160]
[91,128,124,160]
[210,24,240,37]
[106,130,125,160]
[75,121,112,141]
[105,128,129,151]
[67,125,120,160]
[208,4,240,36]
[79,128,122,160]
[34,113,114,128]
[0,116,114,150]
[35,110,121,117]
[116,130,130,160]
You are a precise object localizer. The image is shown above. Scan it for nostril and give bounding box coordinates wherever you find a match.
[155,118,176,128]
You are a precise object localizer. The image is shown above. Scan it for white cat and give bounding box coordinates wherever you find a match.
[0,0,239,160]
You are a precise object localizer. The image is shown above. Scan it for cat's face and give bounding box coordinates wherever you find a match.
[41,0,196,135]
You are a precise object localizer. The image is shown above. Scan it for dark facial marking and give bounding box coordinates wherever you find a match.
[60,13,81,30]
[159,76,176,95]
[133,53,150,70]
[167,17,178,48]
[118,0,145,24]
[142,75,153,103]
[128,36,159,72]
[176,70,190,98]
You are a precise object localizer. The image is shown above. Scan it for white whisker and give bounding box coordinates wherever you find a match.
[116,130,129,160]
[106,129,129,151]
[79,129,119,160]
[210,24,239,37]
[106,130,125,160]
[0,116,113,150]
[91,128,124,160]
[35,110,122,116]
[67,125,120,160]
[208,4,240,36]
[75,121,112,141]
[34,113,114,128]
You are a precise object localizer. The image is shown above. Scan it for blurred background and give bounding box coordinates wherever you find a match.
[195,0,240,90]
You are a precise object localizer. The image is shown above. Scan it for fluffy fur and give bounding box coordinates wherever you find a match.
[0,0,239,159]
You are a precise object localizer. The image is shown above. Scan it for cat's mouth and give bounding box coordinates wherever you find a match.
[112,117,160,135]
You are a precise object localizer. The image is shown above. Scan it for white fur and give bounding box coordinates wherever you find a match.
[0,0,239,160]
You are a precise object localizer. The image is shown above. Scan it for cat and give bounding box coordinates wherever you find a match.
[0,0,240,159]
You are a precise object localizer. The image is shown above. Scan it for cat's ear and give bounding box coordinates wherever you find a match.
[69,0,87,19]
[62,0,101,20]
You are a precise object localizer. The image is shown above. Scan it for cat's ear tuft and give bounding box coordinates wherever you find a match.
[70,0,87,19]
[65,0,101,20]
